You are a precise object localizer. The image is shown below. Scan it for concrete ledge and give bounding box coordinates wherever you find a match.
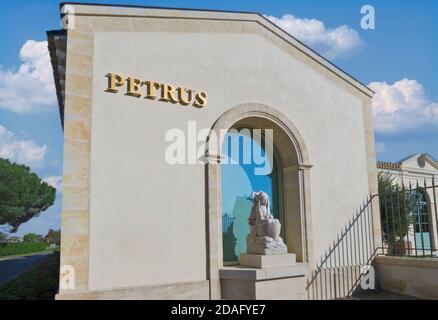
[220,264,308,300]
[56,280,209,300]
[375,255,438,269]
[375,256,438,300]
[240,253,296,268]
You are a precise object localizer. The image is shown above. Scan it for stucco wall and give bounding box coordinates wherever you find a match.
[87,28,371,290]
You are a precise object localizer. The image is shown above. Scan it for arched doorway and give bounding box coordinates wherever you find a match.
[412,189,432,254]
[205,103,313,299]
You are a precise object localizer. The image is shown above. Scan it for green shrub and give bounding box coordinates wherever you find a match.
[0,252,59,300]
[0,242,48,256]
[23,233,44,243]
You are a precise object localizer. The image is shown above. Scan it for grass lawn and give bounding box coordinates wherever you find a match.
[0,251,60,300]
[0,242,52,257]
[0,248,57,261]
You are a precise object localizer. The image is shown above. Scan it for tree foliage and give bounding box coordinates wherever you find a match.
[45,229,60,245]
[378,172,412,247]
[0,231,7,244]
[23,232,44,243]
[0,158,56,233]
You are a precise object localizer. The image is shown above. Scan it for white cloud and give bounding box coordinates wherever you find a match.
[0,40,56,113]
[375,142,386,153]
[0,124,47,167]
[265,14,363,59]
[369,79,438,133]
[43,176,62,192]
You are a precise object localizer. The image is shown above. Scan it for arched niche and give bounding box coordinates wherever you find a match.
[205,103,313,299]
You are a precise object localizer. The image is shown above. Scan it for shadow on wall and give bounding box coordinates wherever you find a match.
[222,196,252,263]
[306,196,378,300]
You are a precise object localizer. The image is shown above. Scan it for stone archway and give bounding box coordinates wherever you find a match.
[205,103,313,299]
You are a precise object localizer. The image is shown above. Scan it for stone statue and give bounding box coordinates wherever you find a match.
[246,191,287,255]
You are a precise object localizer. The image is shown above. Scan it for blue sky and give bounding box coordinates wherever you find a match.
[0,0,437,236]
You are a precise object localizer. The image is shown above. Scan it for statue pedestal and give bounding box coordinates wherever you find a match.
[221,192,307,299]
[240,253,296,268]
[220,261,308,300]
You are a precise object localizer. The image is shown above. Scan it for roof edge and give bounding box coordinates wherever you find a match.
[47,30,67,128]
[58,2,374,97]
[59,2,258,15]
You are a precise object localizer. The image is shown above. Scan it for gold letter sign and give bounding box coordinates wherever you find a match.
[105,73,208,108]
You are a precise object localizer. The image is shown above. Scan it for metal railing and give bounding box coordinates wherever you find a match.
[379,180,438,258]
[306,195,378,300]
[307,179,438,300]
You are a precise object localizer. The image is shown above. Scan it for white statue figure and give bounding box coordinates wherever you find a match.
[246,191,287,255]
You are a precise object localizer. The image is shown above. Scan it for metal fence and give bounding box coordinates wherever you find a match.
[307,180,438,299]
[378,181,438,257]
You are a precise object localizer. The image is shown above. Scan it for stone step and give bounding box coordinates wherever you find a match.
[220,263,307,281]
[239,253,296,268]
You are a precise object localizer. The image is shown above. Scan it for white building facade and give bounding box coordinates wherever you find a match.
[48,3,381,299]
